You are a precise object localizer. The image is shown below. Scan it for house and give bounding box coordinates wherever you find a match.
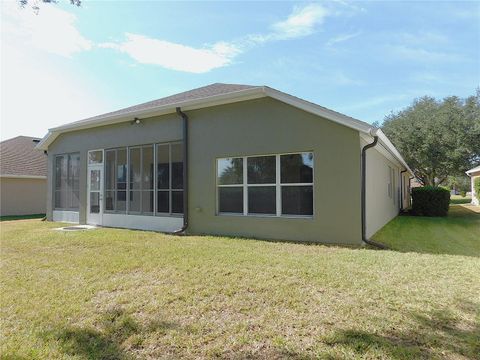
[466,165,480,205]
[36,83,413,245]
[0,136,47,216]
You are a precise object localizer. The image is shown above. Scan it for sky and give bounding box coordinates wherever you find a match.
[1,0,479,140]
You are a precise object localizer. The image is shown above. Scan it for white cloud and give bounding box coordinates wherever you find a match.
[100,3,330,73]
[100,34,240,73]
[397,31,448,46]
[326,31,361,46]
[1,1,92,57]
[0,2,110,140]
[389,45,464,63]
[270,3,329,40]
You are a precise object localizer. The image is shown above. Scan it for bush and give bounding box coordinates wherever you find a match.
[412,186,450,216]
[475,177,480,197]
[460,190,467,198]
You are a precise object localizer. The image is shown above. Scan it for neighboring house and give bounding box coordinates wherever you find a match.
[0,136,47,216]
[37,83,413,245]
[466,165,480,205]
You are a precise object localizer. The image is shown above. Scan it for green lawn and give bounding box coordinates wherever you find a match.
[1,212,479,359]
[0,213,45,222]
[373,204,480,257]
[450,195,472,205]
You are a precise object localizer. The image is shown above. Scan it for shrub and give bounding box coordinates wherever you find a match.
[412,186,450,216]
[475,177,480,197]
[460,190,467,198]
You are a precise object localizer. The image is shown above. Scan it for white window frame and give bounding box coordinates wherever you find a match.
[216,151,314,218]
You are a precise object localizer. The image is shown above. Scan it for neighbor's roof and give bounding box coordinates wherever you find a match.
[36,83,413,173]
[0,136,47,178]
[466,165,480,175]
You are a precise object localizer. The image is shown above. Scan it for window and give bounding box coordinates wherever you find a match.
[88,150,103,164]
[54,153,80,210]
[105,148,127,212]
[217,158,244,214]
[387,166,393,199]
[280,153,314,216]
[128,146,154,215]
[216,152,314,217]
[248,156,276,214]
[105,142,183,216]
[156,143,183,215]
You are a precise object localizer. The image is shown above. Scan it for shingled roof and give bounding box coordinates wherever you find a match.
[69,83,260,126]
[0,136,47,177]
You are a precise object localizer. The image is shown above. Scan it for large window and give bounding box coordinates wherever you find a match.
[105,142,182,216]
[156,143,183,214]
[128,145,154,214]
[54,153,80,210]
[105,148,127,212]
[217,152,314,217]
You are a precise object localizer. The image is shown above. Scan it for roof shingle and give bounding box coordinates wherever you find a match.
[67,83,260,126]
[0,136,47,177]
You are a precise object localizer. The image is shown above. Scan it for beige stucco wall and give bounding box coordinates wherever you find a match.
[0,177,46,216]
[363,140,405,238]
[188,98,362,244]
[46,97,363,245]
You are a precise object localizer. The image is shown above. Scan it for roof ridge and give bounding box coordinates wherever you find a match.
[1,135,41,143]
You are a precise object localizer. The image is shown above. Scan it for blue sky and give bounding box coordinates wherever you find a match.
[1,0,479,140]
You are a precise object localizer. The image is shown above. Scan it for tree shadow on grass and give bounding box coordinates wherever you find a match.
[44,306,180,360]
[323,300,480,359]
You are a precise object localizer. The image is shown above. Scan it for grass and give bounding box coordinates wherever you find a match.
[373,204,480,257]
[450,195,472,205]
[1,209,479,359]
[0,213,45,222]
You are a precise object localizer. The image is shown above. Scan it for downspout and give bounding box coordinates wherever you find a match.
[173,107,188,235]
[361,130,387,249]
[400,169,407,211]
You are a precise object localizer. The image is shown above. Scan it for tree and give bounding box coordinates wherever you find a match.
[19,0,81,13]
[445,175,470,194]
[380,91,480,186]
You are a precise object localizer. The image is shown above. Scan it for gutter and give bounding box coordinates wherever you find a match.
[173,107,189,235]
[400,169,407,211]
[361,130,388,249]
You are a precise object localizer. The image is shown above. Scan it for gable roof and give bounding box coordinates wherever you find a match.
[1,136,47,178]
[466,165,480,175]
[36,83,412,173]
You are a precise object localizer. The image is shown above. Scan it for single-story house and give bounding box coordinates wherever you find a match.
[466,165,480,205]
[1,136,47,216]
[37,83,413,245]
